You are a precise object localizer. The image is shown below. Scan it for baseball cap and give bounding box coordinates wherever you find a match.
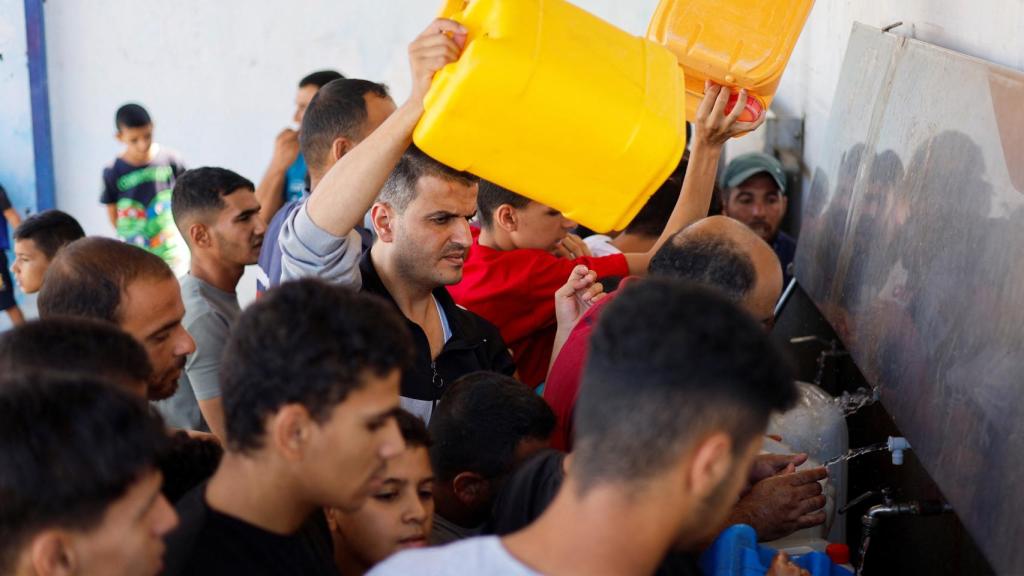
[722,153,787,194]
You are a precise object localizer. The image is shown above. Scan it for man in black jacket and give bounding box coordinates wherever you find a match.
[277,19,515,422]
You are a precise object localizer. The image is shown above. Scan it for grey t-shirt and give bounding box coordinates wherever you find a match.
[368,536,539,576]
[154,274,240,431]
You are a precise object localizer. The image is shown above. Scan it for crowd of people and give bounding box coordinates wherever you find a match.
[0,17,822,576]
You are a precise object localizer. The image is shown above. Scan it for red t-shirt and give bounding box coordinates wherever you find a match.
[448,228,629,388]
[542,291,620,451]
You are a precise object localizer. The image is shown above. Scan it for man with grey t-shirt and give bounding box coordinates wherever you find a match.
[156,167,266,440]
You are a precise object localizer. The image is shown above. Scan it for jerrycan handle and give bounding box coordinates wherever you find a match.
[438,0,469,19]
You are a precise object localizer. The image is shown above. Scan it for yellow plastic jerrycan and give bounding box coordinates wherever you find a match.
[646,0,815,123]
[413,0,688,233]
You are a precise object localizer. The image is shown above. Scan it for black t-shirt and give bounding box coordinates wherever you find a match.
[162,482,338,576]
[100,148,187,269]
[486,450,702,576]
[0,184,12,250]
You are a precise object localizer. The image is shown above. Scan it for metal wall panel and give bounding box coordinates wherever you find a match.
[795,23,1024,574]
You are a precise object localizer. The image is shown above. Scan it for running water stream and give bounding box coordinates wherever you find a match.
[834,387,880,416]
[823,442,889,468]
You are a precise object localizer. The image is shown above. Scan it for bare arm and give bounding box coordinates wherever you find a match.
[255,128,299,222]
[623,84,766,276]
[3,208,21,229]
[197,397,227,444]
[105,204,119,230]
[304,19,468,237]
[550,266,604,374]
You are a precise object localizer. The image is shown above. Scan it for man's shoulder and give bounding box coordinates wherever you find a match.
[370,536,535,576]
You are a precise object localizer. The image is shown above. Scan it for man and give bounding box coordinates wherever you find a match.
[163,279,411,575]
[11,210,85,295]
[159,167,266,440]
[546,215,783,451]
[448,85,764,388]
[37,237,196,402]
[278,19,515,422]
[0,373,178,576]
[0,317,151,397]
[370,280,799,575]
[256,78,397,292]
[255,69,345,222]
[427,372,555,545]
[720,152,795,283]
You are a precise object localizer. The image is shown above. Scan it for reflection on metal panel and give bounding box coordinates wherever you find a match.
[795,23,1024,574]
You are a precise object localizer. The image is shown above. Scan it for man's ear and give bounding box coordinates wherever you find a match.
[451,472,489,507]
[268,404,313,462]
[29,530,76,576]
[686,432,734,500]
[187,221,212,249]
[330,137,355,163]
[371,203,396,243]
[494,204,519,233]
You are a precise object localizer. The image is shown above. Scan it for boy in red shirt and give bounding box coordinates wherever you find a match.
[448,84,764,387]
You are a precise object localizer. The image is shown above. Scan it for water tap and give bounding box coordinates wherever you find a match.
[887,436,910,465]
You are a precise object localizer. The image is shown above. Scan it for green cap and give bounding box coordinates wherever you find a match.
[722,152,787,194]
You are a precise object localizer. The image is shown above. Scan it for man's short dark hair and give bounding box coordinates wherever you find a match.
[0,373,167,572]
[299,70,345,89]
[221,279,413,453]
[37,237,174,324]
[300,79,391,174]
[624,158,686,237]
[0,317,151,390]
[573,279,796,493]
[379,144,478,213]
[115,103,151,130]
[476,180,531,229]
[13,210,85,259]
[428,372,555,482]
[171,167,255,236]
[649,229,757,303]
[395,409,432,450]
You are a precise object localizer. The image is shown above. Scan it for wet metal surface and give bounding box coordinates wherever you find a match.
[795,24,1024,574]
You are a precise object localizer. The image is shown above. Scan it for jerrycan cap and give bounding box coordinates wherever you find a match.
[826,543,851,565]
[724,91,765,123]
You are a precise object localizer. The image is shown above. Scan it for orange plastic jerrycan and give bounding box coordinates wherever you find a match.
[646,0,815,123]
[414,0,688,234]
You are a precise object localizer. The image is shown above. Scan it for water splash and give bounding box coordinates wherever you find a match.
[856,534,872,576]
[834,386,880,416]
[823,442,889,468]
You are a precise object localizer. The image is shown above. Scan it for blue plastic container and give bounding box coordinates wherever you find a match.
[700,524,854,576]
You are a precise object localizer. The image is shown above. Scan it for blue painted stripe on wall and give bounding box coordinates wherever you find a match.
[24,0,55,211]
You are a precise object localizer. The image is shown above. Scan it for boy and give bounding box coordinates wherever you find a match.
[11,210,85,294]
[0,373,178,576]
[101,103,189,275]
[0,183,24,325]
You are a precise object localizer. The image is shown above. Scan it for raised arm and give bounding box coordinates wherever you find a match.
[623,83,766,276]
[255,128,299,222]
[303,19,468,238]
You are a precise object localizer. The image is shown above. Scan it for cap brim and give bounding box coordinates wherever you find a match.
[725,168,786,194]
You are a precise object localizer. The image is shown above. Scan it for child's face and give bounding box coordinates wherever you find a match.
[327,445,435,567]
[12,238,49,294]
[116,124,154,163]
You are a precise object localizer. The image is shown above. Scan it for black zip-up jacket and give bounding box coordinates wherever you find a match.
[358,252,517,422]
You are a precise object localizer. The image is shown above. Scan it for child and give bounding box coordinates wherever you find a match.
[0,183,24,326]
[101,103,189,275]
[326,410,435,576]
[11,209,85,294]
